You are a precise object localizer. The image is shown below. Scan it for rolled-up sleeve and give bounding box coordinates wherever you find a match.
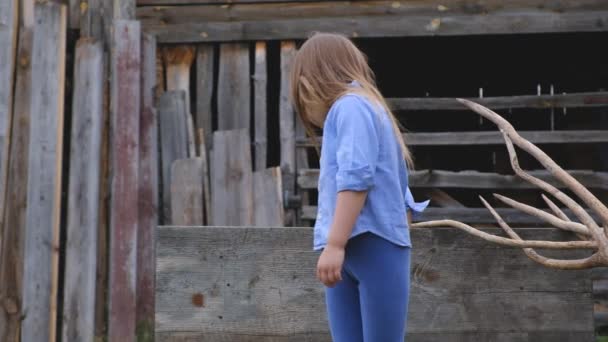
[334,96,380,192]
[405,187,430,219]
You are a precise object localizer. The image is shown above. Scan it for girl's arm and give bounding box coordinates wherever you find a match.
[317,190,367,287]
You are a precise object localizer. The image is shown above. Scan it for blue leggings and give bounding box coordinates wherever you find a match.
[325,232,411,342]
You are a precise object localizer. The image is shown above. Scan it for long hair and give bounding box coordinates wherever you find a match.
[290,32,414,168]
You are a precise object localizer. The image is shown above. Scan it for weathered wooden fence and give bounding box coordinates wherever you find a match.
[156,226,594,341]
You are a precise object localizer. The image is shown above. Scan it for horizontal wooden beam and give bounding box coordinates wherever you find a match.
[147,10,608,43]
[298,169,608,190]
[301,206,602,224]
[297,130,608,147]
[387,92,608,111]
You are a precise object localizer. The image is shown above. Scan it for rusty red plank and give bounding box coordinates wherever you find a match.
[136,32,158,342]
[108,20,141,341]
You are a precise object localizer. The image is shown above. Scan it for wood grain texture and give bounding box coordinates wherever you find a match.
[21,3,66,342]
[279,41,296,225]
[253,42,267,171]
[163,45,195,115]
[210,129,253,226]
[108,19,141,342]
[62,39,104,342]
[137,32,158,342]
[298,168,608,190]
[0,26,33,342]
[171,158,204,226]
[156,227,593,341]
[149,10,608,43]
[114,0,136,20]
[68,0,80,29]
[217,43,250,131]
[159,91,189,224]
[297,130,608,147]
[195,45,214,151]
[197,128,212,225]
[253,167,283,227]
[300,206,603,225]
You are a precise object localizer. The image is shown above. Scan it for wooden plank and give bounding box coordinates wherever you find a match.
[138,0,607,7]
[280,41,296,225]
[156,226,593,341]
[68,0,80,29]
[387,92,608,111]
[62,38,104,342]
[108,19,140,342]
[0,0,17,264]
[0,25,33,342]
[114,0,136,20]
[159,91,189,224]
[20,0,34,28]
[195,44,214,151]
[253,167,284,227]
[301,206,602,225]
[136,32,158,342]
[80,0,104,39]
[137,0,608,26]
[150,10,608,43]
[218,43,250,131]
[197,128,211,225]
[210,129,253,226]
[163,45,195,115]
[171,158,204,225]
[21,3,66,342]
[297,131,608,147]
[298,168,608,190]
[253,41,267,171]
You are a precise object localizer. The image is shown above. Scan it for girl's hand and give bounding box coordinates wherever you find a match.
[316,244,345,287]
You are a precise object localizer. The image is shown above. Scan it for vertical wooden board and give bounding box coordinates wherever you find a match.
[186,110,196,157]
[0,0,17,258]
[81,0,103,40]
[218,43,250,131]
[279,41,296,224]
[68,0,80,29]
[21,3,66,342]
[163,45,195,114]
[0,26,33,342]
[108,19,140,342]
[195,45,214,151]
[171,158,204,226]
[197,128,211,225]
[19,0,34,28]
[137,32,158,342]
[159,90,189,224]
[211,129,253,226]
[253,42,267,171]
[62,38,104,342]
[113,0,135,20]
[253,167,284,227]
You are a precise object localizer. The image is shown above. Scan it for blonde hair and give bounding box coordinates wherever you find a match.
[290,32,414,168]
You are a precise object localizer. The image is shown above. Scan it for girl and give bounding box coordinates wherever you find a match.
[290,33,429,342]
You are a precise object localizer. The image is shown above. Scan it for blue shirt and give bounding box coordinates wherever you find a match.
[313,92,429,251]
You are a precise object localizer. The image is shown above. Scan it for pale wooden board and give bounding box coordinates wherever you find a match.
[171,158,204,226]
[108,19,140,341]
[253,42,267,171]
[210,129,253,226]
[150,10,608,43]
[62,38,104,342]
[298,168,608,190]
[156,227,593,341]
[197,128,212,225]
[137,32,159,342]
[21,3,66,342]
[217,43,250,131]
[253,167,283,227]
[195,44,214,151]
[159,91,189,224]
[113,0,136,20]
[163,45,195,116]
[80,0,104,39]
[279,41,295,224]
[0,26,33,342]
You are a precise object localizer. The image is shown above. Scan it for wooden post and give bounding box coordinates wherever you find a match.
[171,158,204,226]
[253,42,267,171]
[195,45,214,151]
[108,19,140,342]
[159,91,189,224]
[211,129,253,226]
[21,3,66,342]
[253,167,284,227]
[0,0,17,262]
[0,25,33,342]
[62,38,104,342]
[218,43,250,131]
[280,41,296,225]
[136,33,158,342]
